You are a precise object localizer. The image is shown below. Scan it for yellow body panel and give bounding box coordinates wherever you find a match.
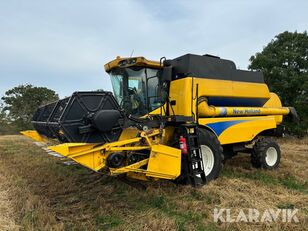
[146,144,181,179]
[263,93,284,123]
[199,116,277,145]
[118,127,139,140]
[104,56,161,72]
[168,78,194,117]
[20,130,46,142]
[194,78,270,99]
[48,143,103,170]
[167,77,273,118]
[167,77,286,146]
[109,144,181,180]
[46,129,181,180]
[110,159,149,175]
[148,103,167,116]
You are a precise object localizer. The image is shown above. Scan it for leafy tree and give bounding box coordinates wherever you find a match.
[1,84,59,130]
[0,101,18,134]
[249,31,308,135]
[0,101,5,120]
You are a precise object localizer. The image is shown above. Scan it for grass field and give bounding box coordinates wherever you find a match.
[0,135,307,231]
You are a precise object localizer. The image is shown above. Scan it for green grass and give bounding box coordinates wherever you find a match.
[222,168,308,194]
[15,176,27,187]
[189,189,221,204]
[280,176,308,193]
[22,210,39,224]
[127,194,218,231]
[95,215,123,230]
[277,203,295,209]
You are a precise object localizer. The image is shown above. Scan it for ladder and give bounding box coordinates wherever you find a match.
[182,124,207,186]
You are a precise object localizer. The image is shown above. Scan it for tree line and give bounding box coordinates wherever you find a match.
[1,31,307,136]
[0,85,58,135]
[249,31,307,135]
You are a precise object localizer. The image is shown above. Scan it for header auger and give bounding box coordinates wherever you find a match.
[22,53,298,186]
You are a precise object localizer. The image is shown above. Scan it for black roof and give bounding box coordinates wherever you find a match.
[168,54,264,83]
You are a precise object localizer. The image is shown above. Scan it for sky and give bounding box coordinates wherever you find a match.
[0,0,307,98]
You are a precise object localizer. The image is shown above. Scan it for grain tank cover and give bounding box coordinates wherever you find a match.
[168,54,264,83]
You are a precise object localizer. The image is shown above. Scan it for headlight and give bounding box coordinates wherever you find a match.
[118,58,137,67]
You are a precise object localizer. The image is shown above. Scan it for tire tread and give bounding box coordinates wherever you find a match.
[251,138,281,169]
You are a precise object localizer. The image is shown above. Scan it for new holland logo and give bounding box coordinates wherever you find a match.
[232,108,261,115]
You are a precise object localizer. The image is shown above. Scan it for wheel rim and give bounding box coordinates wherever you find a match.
[200,145,215,176]
[265,147,278,166]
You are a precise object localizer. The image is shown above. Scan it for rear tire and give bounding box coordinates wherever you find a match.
[251,138,281,169]
[198,129,224,181]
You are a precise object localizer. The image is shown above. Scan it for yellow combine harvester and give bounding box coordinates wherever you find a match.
[22,54,298,186]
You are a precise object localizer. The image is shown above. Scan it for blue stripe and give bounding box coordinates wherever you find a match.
[207,96,267,107]
[206,120,248,136]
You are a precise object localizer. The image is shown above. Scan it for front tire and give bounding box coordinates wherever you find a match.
[251,138,281,169]
[198,129,224,181]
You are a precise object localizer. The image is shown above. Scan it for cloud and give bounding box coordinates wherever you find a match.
[0,0,307,98]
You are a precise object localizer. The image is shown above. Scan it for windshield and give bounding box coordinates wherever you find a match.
[109,67,166,116]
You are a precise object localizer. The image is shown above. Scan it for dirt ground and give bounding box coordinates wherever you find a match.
[0,135,307,231]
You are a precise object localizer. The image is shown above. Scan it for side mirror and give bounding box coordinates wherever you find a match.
[162,66,172,82]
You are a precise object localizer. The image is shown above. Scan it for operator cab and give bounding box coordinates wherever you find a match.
[105,57,167,116]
